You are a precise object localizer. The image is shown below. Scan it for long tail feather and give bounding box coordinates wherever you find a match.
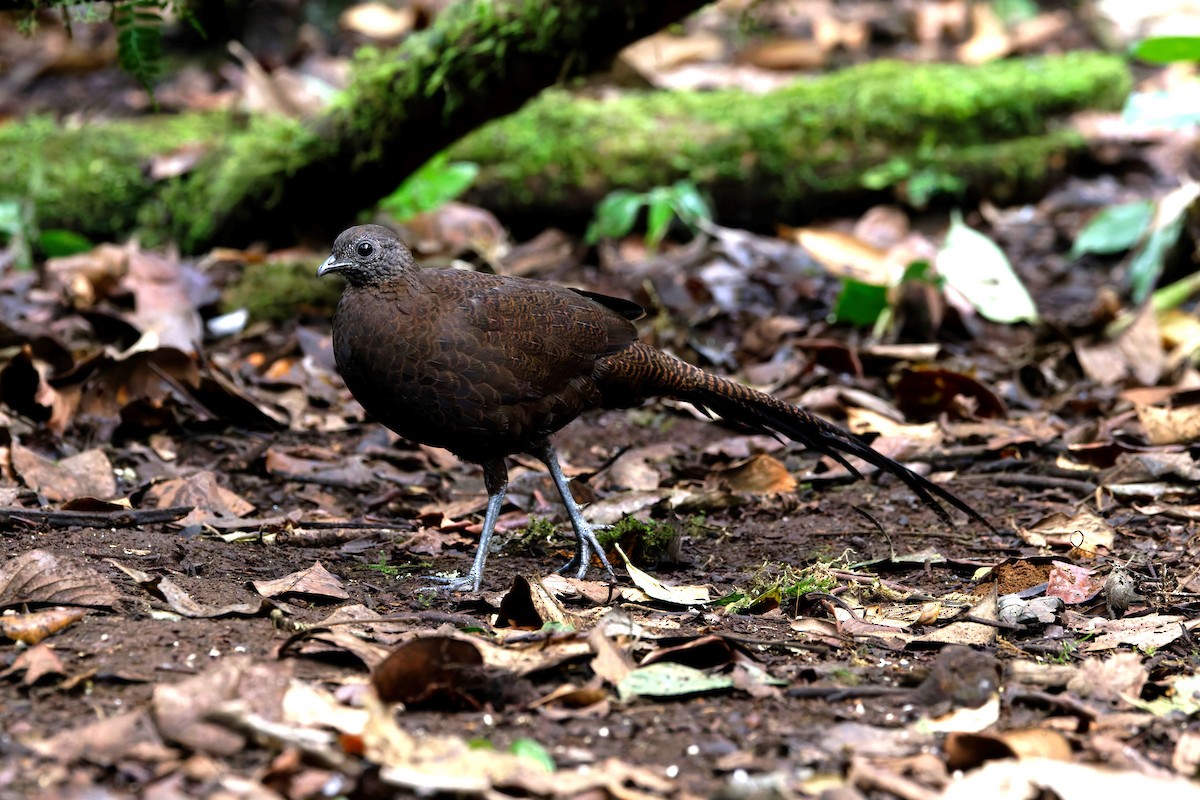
[601,343,994,532]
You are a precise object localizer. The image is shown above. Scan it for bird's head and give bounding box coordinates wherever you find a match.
[318,225,418,286]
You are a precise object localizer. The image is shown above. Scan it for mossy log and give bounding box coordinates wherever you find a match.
[0,0,711,251]
[0,43,1129,252]
[454,52,1132,230]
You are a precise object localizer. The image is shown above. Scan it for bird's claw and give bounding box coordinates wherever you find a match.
[556,523,616,581]
[420,573,480,593]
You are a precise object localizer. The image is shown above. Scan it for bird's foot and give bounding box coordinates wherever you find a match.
[420,572,480,593]
[556,523,617,582]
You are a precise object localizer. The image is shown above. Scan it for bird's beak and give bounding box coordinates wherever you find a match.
[317,255,346,277]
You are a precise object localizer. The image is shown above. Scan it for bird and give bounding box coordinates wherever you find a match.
[319,224,992,591]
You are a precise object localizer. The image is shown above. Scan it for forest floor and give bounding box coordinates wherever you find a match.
[4,1,1200,799]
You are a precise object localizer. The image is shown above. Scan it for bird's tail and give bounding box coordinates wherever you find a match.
[600,343,993,531]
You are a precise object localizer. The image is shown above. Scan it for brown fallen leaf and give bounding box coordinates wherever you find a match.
[28,709,169,766]
[0,642,66,685]
[893,366,1007,421]
[108,560,270,618]
[0,606,87,644]
[372,636,487,708]
[0,549,122,608]
[253,561,349,602]
[10,442,116,502]
[122,247,206,354]
[152,657,291,756]
[144,470,254,525]
[718,453,798,494]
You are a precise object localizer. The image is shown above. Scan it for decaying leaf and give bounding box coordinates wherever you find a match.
[617,662,734,701]
[0,549,122,609]
[10,442,116,501]
[0,642,67,685]
[617,545,710,606]
[144,470,255,526]
[372,635,487,708]
[109,560,271,618]
[253,561,350,602]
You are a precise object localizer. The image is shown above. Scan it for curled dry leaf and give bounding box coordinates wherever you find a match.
[0,606,87,644]
[944,728,1072,772]
[640,634,742,670]
[617,544,710,606]
[718,453,798,494]
[371,635,486,708]
[0,549,122,609]
[109,560,271,619]
[893,367,1007,421]
[496,575,574,629]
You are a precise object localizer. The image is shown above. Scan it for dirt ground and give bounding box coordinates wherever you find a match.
[4,2,1200,798]
[3,380,1199,799]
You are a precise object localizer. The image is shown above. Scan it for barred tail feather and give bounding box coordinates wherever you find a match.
[603,343,993,531]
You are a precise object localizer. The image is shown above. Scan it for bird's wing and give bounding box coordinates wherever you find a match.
[425,270,640,403]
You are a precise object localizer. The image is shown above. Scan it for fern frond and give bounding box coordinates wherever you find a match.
[112,0,165,91]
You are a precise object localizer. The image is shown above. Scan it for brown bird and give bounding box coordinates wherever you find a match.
[319,225,991,591]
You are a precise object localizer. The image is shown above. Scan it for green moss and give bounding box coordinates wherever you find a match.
[0,113,232,242]
[509,515,559,556]
[452,52,1131,212]
[597,516,678,564]
[222,258,343,322]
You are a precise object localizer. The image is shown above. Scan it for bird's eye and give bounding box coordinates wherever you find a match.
[356,241,374,258]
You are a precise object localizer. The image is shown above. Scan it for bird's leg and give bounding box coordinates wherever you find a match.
[529,439,617,582]
[426,459,508,592]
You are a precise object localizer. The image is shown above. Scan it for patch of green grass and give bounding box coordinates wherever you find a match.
[363,554,403,576]
[720,561,840,614]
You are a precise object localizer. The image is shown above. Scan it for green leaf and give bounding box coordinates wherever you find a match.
[1071,201,1154,258]
[1128,215,1185,305]
[38,229,93,258]
[645,195,674,247]
[380,154,479,222]
[901,259,941,286]
[906,167,966,208]
[936,212,1038,324]
[1132,36,1200,64]
[617,663,734,701]
[509,738,555,772]
[833,279,889,327]
[586,190,643,244]
[1128,183,1200,304]
[669,180,711,226]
